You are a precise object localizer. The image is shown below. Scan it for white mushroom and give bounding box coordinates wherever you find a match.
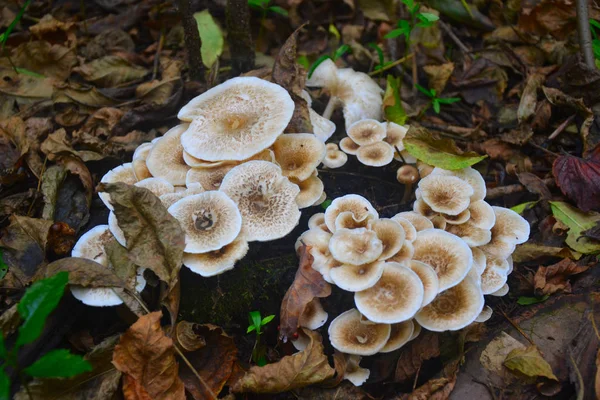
[347,119,387,146]
[324,194,378,233]
[327,308,391,356]
[159,183,205,209]
[343,355,370,386]
[417,175,474,216]
[134,177,175,197]
[339,137,360,155]
[475,305,493,323]
[393,211,434,232]
[295,176,325,209]
[145,124,191,186]
[329,228,383,266]
[429,167,487,201]
[299,298,329,330]
[322,148,348,169]
[273,134,326,181]
[406,260,440,307]
[98,163,138,211]
[182,238,249,277]
[329,261,386,292]
[384,122,408,150]
[370,218,405,260]
[356,142,394,167]
[379,319,415,353]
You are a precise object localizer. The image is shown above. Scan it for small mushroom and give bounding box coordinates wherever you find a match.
[370,218,405,260]
[417,162,434,178]
[107,212,126,247]
[299,298,329,330]
[379,319,414,353]
[429,167,486,201]
[475,305,493,323]
[354,262,424,324]
[295,176,325,209]
[406,260,440,307]
[220,160,301,242]
[490,283,509,297]
[145,124,191,186]
[356,142,394,167]
[182,238,249,277]
[471,248,487,276]
[390,215,417,241]
[388,240,414,264]
[396,165,419,185]
[159,183,205,209]
[168,191,242,253]
[394,211,434,231]
[312,191,327,207]
[186,164,236,191]
[417,175,474,216]
[329,261,386,292]
[301,90,336,143]
[443,209,471,225]
[322,148,348,168]
[445,221,492,247]
[412,229,473,292]
[99,163,138,210]
[334,211,376,231]
[347,119,387,146]
[384,122,408,149]
[327,308,391,356]
[273,134,326,181]
[179,77,294,161]
[133,142,153,161]
[415,276,484,332]
[182,151,233,168]
[467,200,496,230]
[308,213,329,232]
[480,207,530,258]
[135,177,175,197]
[480,255,510,294]
[324,194,379,233]
[295,228,332,256]
[132,159,152,181]
[343,355,370,386]
[409,320,422,341]
[70,225,146,306]
[339,137,360,155]
[329,228,383,265]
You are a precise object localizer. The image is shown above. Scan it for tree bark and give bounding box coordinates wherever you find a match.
[178,0,204,81]
[576,0,595,69]
[226,0,255,75]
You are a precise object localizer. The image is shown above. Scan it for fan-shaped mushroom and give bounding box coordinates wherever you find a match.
[328,308,391,356]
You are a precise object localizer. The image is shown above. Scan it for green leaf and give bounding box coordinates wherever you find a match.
[0,250,7,281]
[23,349,92,378]
[368,42,385,66]
[249,311,262,332]
[308,55,331,78]
[0,368,8,400]
[297,55,310,70]
[416,12,439,27]
[16,271,69,349]
[15,67,45,78]
[329,23,341,40]
[321,199,332,210]
[432,99,441,113]
[504,345,558,381]
[0,0,30,49]
[248,0,269,8]
[384,28,406,39]
[247,325,256,333]
[549,201,600,254]
[517,295,549,306]
[511,201,538,215]
[593,39,600,59]
[383,75,407,125]
[194,10,224,69]
[333,44,351,61]
[404,126,487,170]
[268,6,288,16]
[261,315,275,326]
[437,96,461,104]
[415,83,433,98]
[590,19,600,32]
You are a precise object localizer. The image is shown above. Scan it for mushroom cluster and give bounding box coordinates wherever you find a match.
[71,77,332,306]
[294,175,529,384]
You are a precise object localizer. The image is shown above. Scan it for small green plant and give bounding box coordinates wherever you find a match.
[384,0,439,41]
[306,24,351,78]
[247,310,275,367]
[0,272,92,399]
[415,84,460,114]
[0,250,7,281]
[320,199,333,211]
[517,295,550,306]
[590,19,600,67]
[248,0,288,17]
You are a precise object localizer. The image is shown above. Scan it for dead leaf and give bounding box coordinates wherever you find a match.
[272,26,313,134]
[29,14,77,47]
[177,323,237,400]
[0,67,54,104]
[175,321,207,352]
[112,312,185,400]
[511,242,579,263]
[41,129,104,161]
[504,345,558,381]
[232,329,335,393]
[397,361,459,400]
[480,332,526,379]
[518,0,600,40]
[81,29,135,60]
[53,83,121,109]
[74,56,148,87]
[98,183,185,294]
[517,172,552,199]
[46,221,77,256]
[534,258,590,296]
[10,41,77,80]
[279,245,331,341]
[423,63,454,94]
[553,144,600,212]
[41,165,90,232]
[14,335,122,400]
[35,257,125,288]
[135,57,182,105]
[518,73,544,123]
[395,331,440,382]
[297,381,371,400]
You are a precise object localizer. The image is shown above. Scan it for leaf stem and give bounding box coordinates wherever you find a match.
[368,53,414,76]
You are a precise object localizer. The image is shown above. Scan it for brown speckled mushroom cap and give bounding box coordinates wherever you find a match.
[145,124,191,186]
[379,319,414,353]
[370,218,405,260]
[182,238,249,277]
[347,119,387,146]
[356,141,394,167]
[329,228,383,266]
[324,194,378,233]
[417,175,474,216]
[329,261,386,292]
[328,308,391,356]
[273,134,326,181]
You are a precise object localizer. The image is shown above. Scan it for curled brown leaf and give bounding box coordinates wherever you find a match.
[553,144,600,212]
[533,258,590,296]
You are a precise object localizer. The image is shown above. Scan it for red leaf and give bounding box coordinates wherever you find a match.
[553,145,600,212]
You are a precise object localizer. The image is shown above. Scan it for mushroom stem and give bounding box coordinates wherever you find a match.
[402,183,413,204]
[322,96,338,120]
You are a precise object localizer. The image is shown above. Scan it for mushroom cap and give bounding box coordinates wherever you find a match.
[418,175,474,216]
[430,167,486,201]
[395,149,418,164]
[182,238,248,277]
[443,209,471,225]
[325,194,379,233]
[334,211,376,231]
[468,200,496,230]
[406,260,440,307]
[343,355,370,386]
[394,211,433,232]
[475,305,493,323]
[145,124,191,186]
[132,159,152,181]
[308,213,329,232]
[490,206,531,245]
[340,137,360,155]
[329,228,383,266]
[337,69,384,129]
[134,177,175,197]
[355,262,425,324]
[370,218,405,260]
[70,225,146,306]
[446,221,492,247]
[388,240,414,264]
[430,215,447,230]
[412,229,473,292]
[295,176,325,209]
[312,252,341,283]
[306,58,338,88]
[107,212,127,247]
[326,143,338,151]
[179,77,294,161]
[390,216,417,241]
[309,109,336,143]
[347,119,387,146]
[415,276,484,332]
[182,151,233,168]
[159,183,205,209]
[384,122,408,149]
[480,255,509,294]
[99,163,138,210]
[219,160,301,242]
[299,298,329,330]
[168,191,242,253]
[397,165,419,185]
[330,261,386,292]
[471,247,487,276]
[328,309,391,356]
[186,164,236,192]
[356,141,394,167]
[490,283,509,297]
[133,142,153,161]
[409,320,421,341]
[417,161,434,178]
[295,228,331,256]
[379,320,415,353]
[322,149,348,169]
[273,134,326,181]
[312,191,327,207]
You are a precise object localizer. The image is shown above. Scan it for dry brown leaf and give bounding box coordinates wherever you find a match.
[74,56,148,87]
[397,361,459,400]
[175,321,207,352]
[423,63,454,95]
[41,129,104,161]
[10,41,77,80]
[533,258,590,296]
[35,257,125,288]
[112,312,185,400]
[232,329,334,393]
[395,331,440,382]
[279,245,331,341]
[177,323,237,400]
